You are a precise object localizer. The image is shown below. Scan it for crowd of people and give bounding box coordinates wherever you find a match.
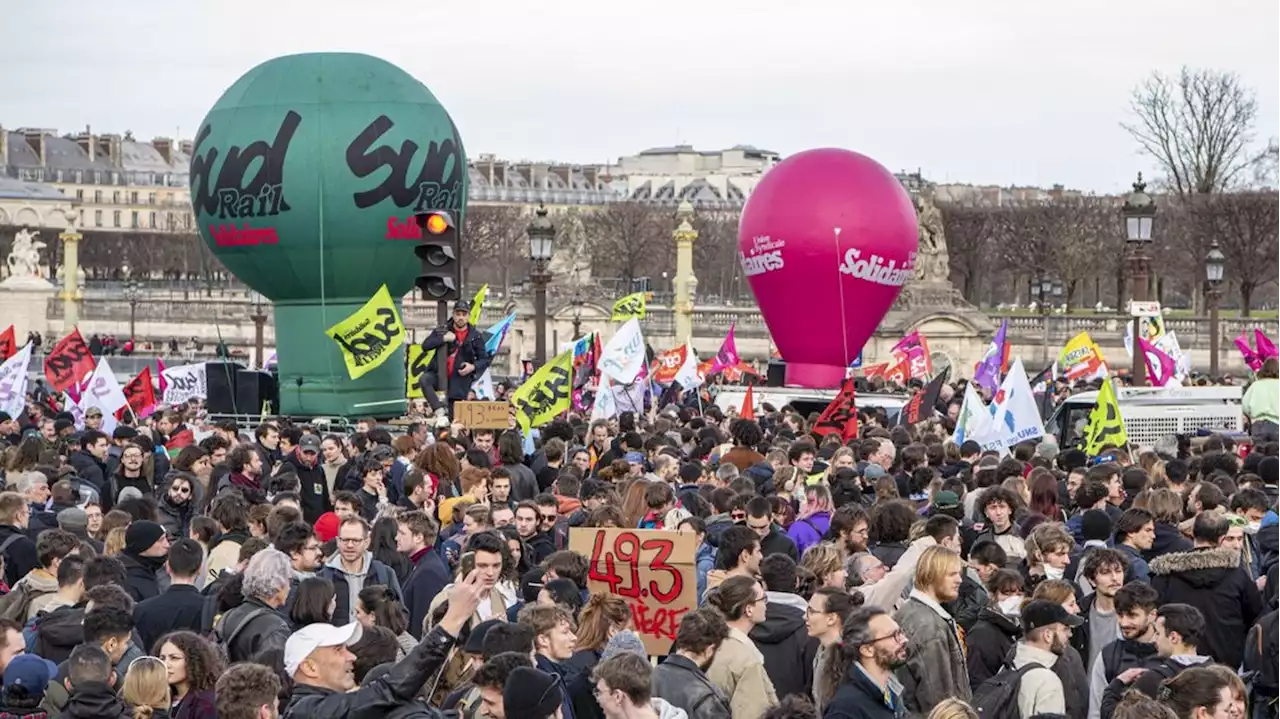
[0,358,1273,719]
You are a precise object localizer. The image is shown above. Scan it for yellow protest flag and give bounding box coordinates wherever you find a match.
[509,349,575,433]
[469,284,488,326]
[326,284,406,380]
[405,344,436,399]
[1084,379,1129,455]
[611,292,647,321]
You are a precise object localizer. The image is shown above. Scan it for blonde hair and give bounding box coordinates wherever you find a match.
[1024,522,1074,566]
[801,542,845,586]
[122,657,171,719]
[928,699,979,719]
[913,545,962,593]
[1031,579,1077,606]
[105,526,127,557]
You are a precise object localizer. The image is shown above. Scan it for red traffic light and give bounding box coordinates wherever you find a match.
[415,211,454,236]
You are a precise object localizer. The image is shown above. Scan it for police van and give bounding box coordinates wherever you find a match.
[1046,386,1244,451]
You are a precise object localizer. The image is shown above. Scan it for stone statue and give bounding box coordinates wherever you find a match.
[913,193,950,284]
[550,209,592,284]
[6,229,45,279]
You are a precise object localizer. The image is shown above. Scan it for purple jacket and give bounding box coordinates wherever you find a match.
[787,511,831,557]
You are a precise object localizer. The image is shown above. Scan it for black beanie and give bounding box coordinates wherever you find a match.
[1081,509,1113,543]
[503,666,561,719]
[124,520,166,556]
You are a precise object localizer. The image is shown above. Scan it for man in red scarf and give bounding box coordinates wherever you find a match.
[419,299,492,419]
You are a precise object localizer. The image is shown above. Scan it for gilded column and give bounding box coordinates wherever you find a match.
[672,200,698,344]
[59,210,83,328]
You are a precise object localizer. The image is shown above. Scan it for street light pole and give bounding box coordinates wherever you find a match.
[1121,174,1157,386]
[250,291,268,369]
[1206,240,1225,377]
[526,205,556,366]
[1038,277,1052,366]
[570,288,584,340]
[123,273,140,341]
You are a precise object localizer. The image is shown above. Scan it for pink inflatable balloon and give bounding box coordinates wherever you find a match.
[739,148,918,387]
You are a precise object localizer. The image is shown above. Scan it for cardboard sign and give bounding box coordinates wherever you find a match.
[569,527,697,656]
[453,401,510,430]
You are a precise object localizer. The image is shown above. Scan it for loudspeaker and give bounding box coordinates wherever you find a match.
[766,359,786,387]
[204,361,246,414]
[235,370,260,415]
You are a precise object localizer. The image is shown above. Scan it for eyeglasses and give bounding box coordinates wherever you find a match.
[731,511,746,520]
[860,629,906,646]
[172,487,191,495]
[539,513,557,522]
[337,537,366,545]
[123,453,143,460]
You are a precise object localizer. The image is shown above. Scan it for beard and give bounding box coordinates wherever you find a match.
[876,645,907,670]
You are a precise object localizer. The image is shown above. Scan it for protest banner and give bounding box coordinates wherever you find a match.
[569,527,697,656]
[0,343,33,419]
[43,329,96,392]
[327,284,406,379]
[161,363,208,405]
[405,344,435,399]
[611,292,647,321]
[509,349,574,433]
[454,401,510,430]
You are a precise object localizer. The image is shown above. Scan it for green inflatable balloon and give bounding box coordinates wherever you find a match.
[191,52,467,417]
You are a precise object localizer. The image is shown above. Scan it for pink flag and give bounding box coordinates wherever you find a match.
[1139,336,1175,387]
[156,358,168,396]
[1255,330,1278,360]
[1236,334,1264,372]
[709,323,739,376]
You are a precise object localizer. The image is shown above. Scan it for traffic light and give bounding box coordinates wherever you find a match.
[413,210,459,301]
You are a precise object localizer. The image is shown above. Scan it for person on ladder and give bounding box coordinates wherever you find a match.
[419,299,491,420]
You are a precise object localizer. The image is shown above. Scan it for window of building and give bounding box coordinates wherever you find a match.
[54,170,64,182]
[148,212,156,228]
[113,211,121,227]
[131,211,139,228]
[79,209,85,226]
[73,170,83,183]
[94,210,102,227]
[147,192,156,205]
[112,191,120,204]
[93,190,102,204]
[130,191,138,205]
[75,189,84,201]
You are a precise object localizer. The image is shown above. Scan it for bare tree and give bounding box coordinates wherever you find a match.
[939,203,997,304]
[462,205,529,295]
[583,202,669,288]
[691,211,742,301]
[1123,67,1259,197]
[1044,197,1115,309]
[1188,191,1279,315]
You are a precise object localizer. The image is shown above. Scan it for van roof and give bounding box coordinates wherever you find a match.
[1062,385,1242,405]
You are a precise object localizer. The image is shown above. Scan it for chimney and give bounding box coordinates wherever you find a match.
[97,133,121,166]
[178,139,193,156]
[76,130,97,162]
[22,129,46,166]
[152,137,172,165]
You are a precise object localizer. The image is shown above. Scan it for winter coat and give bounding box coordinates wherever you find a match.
[1150,546,1264,669]
[706,627,778,719]
[402,548,450,639]
[319,551,403,625]
[1115,542,1149,583]
[420,324,492,401]
[0,525,36,589]
[55,681,131,719]
[30,603,84,664]
[67,450,108,499]
[1012,642,1066,718]
[759,527,798,562]
[787,512,831,558]
[748,592,818,701]
[283,624,459,719]
[1143,522,1192,561]
[157,494,194,539]
[965,608,1021,689]
[1099,655,1213,719]
[205,530,248,585]
[134,584,206,656]
[695,543,716,604]
[824,663,907,719]
[284,449,331,524]
[870,541,909,571]
[721,447,765,473]
[652,655,731,719]
[172,689,218,719]
[215,596,290,664]
[943,570,988,632]
[893,594,971,717]
[118,552,165,602]
[1087,637,1159,719]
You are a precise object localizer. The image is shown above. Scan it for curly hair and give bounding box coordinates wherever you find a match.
[154,631,225,694]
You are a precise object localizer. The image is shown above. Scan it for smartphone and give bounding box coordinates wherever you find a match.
[459,551,476,577]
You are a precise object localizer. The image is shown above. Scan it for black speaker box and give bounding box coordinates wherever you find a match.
[235,370,260,415]
[204,361,246,414]
[766,359,786,387]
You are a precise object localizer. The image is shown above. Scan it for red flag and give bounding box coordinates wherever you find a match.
[813,378,859,442]
[651,346,687,385]
[0,326,14,361]
[741,385,755,420]
[118,366,157,420]
[43,329,96,392]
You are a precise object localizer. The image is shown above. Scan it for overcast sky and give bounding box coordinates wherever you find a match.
[4,0,1275,194]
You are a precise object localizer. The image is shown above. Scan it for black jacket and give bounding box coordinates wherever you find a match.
[118,552,165,602]
[1144,522,1193,561]
[420,323,492,401]
[283,624,458,719]
[215,597,290,664]
[1150,546,1264,669]
[965,608,1020,689]
[67,450,107,499]
[943,572,988,633]
[1100,655,1212,719]
[31,603,84,664]
[284,449,331,525]
[759,527,798,562]
[651,655,731,719]
[402,549,450,639]
[156,494,194,540]
[748,597,818,701]
[825,663,906,719]
[23,507,57,543]
[1244,610,1279,703]
[134,584,206,655]
[57,681,131,719]
[525,531,556,565]
[870,541,908,571]
[0,525,36,589]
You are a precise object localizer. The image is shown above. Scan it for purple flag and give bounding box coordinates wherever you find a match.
[709,323,739,375]
[972,319,1009,393]
[1139,336,1175,387]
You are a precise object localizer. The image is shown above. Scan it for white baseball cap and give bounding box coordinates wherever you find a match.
[284,622,363,677]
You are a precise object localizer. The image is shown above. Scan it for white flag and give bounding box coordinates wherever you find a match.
[81,359,128,435]
[0,343,33,420]
[161,363,208,405]
[473,369,495,400]
[952,382,993,446]
[598,318,646,384]
[590,377,618,422]
[971,357,1044,451]
[674,344,702,390]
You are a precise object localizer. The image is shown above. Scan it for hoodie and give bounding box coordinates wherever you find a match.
[748,591,818,701]
[1150,547,1263,669]
[787,511,831,558]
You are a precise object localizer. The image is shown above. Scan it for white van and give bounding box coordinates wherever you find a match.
[1046,386,1244,452]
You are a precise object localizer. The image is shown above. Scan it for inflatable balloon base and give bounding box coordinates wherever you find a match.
[274,302,408,418]
[784,361,848,389]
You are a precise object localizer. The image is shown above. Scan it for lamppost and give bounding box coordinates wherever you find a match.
[121,266,140,341]
[526,205,556,366]
[569,287,584,340]
[1205,239,1225,377]
[1036,276,1054,364]
[250,290,268,369]
[1121,174,1157,386]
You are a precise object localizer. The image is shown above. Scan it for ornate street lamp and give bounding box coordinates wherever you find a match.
[527,205,556,365]
[250,290,269,370]
[1121,174,1157,385]
[1205,240,1225,377]
[122,269,141,341]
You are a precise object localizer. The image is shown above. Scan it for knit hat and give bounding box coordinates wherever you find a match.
[314,512,341,543]
[863,464,888,481]
[117,486,144,504]
[503,666,562,719]
[932,491,961,510]
[601,630,647,660]
[1080,509,1113,543]
[124,520,166,556]
[57,507,88,534]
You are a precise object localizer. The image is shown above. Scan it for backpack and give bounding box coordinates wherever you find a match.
[972,661,1044,719]
[212,607,271,659]
[0,575,53,623]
